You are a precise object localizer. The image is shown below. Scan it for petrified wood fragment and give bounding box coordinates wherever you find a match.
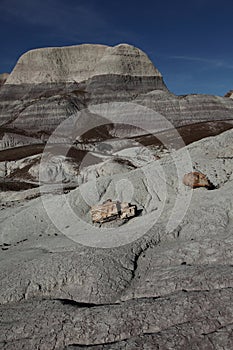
[91,199,136,223]
[183,171,210,188]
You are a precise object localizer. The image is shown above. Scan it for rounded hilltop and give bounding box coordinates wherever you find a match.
[6,43,162,84]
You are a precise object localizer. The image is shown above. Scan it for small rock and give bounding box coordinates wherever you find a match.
[183,171,210,189]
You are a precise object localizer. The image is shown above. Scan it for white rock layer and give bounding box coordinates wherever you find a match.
[6,44,162,84]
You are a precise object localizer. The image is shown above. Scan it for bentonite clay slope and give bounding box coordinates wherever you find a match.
[0,43,168,148]
[1,43,233,151]
[1,129,233,348]
[6,44,162,84]
[135,90,233,127]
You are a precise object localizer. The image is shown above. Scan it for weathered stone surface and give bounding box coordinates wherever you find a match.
[0,80,166,142]
[1,44,233,150]
[1,43,233,349]
[135,90,233,127]
[0,82,87,135]
[6,44,162,85]
[0,129,233,348]
[0,289,232,349]
[1,82,233,149]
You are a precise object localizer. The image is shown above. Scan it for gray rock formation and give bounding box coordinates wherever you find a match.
[1,43,233,150]
[135,90,233,127]
[6,44,162,84]
[0,43,165,136]
[0,129,233,348]
[1,43,233,349]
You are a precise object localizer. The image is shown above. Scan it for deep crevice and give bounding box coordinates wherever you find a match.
[55,298,121,309]
[58,299,98,308]
[66,339,125,348]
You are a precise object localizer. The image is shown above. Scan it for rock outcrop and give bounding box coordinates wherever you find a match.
[6,44,162,84]
[0,44,168,147]
[1,43,233,150]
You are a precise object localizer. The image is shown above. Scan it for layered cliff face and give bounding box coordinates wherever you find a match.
[0,44,168,148]
[135,90,233,127]
[0,43,233,150]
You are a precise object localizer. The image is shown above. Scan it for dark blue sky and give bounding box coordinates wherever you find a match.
[0,0,232,96]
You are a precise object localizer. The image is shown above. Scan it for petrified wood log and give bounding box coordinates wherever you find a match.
[183,171,210,188]
[91,199,136,223]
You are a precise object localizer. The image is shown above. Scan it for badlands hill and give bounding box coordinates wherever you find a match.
[0,43,233,149]
[1,44,233,349]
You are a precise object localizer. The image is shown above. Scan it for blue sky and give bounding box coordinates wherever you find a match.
[0,0,232,96]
